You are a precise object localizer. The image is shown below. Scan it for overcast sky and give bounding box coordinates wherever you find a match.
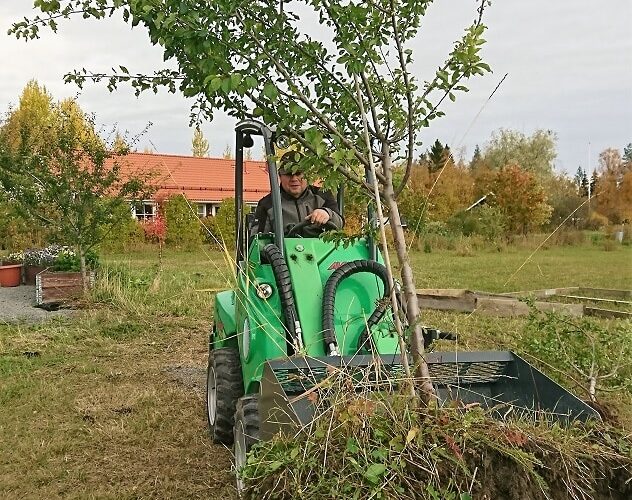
[1,1,630,175]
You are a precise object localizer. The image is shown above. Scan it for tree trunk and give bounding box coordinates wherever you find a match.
[382,152,435,405]
[79,245,89,292]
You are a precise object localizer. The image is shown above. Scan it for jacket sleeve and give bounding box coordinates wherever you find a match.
[252,200,270,233]
[318,190,344,229]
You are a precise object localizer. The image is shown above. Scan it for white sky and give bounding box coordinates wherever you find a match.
[1,1,631,174]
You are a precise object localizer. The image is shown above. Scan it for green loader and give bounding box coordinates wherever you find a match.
[206,120,598,487]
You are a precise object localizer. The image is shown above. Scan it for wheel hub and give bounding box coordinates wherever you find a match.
[207,366,217,425]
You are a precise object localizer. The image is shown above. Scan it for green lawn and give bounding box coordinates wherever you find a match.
[409,244,632,292]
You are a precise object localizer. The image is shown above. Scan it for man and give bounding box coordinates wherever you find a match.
[253,153,344,235]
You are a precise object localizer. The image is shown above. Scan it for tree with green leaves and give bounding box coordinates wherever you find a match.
[191,127,209,157]
[483,128,557,180]
[0,89,151,287]
[0,79,55,154]
[12,0,492,401]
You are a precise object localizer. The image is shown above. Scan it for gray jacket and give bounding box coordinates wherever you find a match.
[253,186,344,234]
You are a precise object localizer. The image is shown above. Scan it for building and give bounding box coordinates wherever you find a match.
[112,152,270,219]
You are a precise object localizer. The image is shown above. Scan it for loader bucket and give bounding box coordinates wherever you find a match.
[259,351,598,440]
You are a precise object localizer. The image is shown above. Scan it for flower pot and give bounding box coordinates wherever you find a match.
[0,264,23,287]
[25,265,47,286]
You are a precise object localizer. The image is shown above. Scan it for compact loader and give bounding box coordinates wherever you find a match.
[206,120,597,486]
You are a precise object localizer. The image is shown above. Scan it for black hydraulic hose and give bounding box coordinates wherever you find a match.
[321,260,390,355]
[261,243,300,353]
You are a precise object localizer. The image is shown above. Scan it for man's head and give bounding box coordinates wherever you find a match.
[278,152,308,198]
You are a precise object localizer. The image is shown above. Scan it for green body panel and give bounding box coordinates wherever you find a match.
[212,290,238,349]
[213,234,400,394]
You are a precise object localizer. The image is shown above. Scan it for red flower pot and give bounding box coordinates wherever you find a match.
[0,264,23,287]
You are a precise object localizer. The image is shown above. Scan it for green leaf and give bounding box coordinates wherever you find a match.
[364,463,386,484]
[263,83,278,101]
[230,73,242,88]
[268,460,283,472]
[289,102,307,118]
[209,78,222,92]
[221,77,231,93]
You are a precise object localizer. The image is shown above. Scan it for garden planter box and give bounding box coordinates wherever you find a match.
[24,265,48,286]
[0,264,23,287]
[35,271,95,307]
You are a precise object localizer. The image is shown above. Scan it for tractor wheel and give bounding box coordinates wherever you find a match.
[234,395,260,494]
[206,348,243,444]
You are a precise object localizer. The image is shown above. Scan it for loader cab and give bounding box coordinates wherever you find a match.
[233,120,356,268]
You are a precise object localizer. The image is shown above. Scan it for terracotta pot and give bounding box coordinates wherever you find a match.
[25,265,47,286]
[0,264,23,287]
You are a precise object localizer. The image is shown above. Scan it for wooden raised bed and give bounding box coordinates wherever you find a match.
[35,271,94,308]
[416,287,632,319]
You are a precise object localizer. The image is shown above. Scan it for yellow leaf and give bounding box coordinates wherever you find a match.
[406,427,419,444]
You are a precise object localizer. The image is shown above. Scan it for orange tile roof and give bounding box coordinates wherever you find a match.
[109,152,271,203]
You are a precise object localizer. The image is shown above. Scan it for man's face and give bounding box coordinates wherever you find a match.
[279,172,308,198]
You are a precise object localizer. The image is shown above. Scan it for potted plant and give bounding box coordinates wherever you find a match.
[0,251,24,287]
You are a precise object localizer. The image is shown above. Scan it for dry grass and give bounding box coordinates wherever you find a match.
[0,311,237,499]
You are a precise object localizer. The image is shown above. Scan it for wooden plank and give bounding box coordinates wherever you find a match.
[475,297,583,318]
[416,289,476,313]
[585,307,632,319]
[475,297,530,316]
[558,295,632,306]
[500,287,579,299]
[578,288,632,299]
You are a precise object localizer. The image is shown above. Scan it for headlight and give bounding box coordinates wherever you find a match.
[256,283,273,300]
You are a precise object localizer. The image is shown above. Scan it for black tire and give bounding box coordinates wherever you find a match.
[206,348,243,444]
[234,395,260,494]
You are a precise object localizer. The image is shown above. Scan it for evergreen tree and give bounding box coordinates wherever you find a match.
[590,171,598,197]
[623,142,632,163]
[469,144,482,170]
[427,139,450,174]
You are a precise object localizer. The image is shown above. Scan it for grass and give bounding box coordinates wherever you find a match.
[409,243,632,291]
[0,241,630,498]
[0,310,236,499]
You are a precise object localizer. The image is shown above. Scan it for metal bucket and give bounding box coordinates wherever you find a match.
[259,351,598,439]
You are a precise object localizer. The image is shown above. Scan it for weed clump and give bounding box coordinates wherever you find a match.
[241,389,632,499]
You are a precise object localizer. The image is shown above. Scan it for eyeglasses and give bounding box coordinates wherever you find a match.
[280,171,303,178]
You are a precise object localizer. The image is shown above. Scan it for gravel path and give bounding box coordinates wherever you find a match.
[0,285,73,323]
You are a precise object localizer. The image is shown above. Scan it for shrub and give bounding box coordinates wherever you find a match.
[585,212,609,230]
[162,194,203,249]
[521,309,632,404]
[100,205,145,251]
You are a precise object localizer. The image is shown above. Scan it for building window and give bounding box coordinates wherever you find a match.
[134,203,155,220]
[198,203,215,217]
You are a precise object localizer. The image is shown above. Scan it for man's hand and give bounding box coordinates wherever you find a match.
[306,208,330,225]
